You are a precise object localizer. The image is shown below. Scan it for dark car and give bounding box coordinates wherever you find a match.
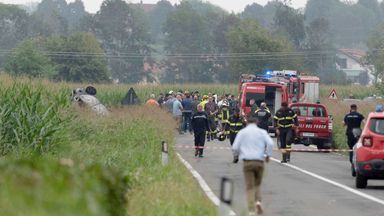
[352,112,384,188]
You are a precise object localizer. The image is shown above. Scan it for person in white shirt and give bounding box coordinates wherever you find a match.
[232,117,273,215]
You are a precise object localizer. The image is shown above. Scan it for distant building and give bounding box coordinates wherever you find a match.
[133,1,156,13]
[336,48,374,85]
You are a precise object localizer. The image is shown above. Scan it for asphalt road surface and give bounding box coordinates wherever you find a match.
[176,133,384,216]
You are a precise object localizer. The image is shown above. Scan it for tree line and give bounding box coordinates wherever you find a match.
[1,0,384,84]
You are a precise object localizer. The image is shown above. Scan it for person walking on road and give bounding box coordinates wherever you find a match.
[343,104,365,164]
[191,95,200,116]
[173,94,184,134]
[226,108,246,146]
[232,116,273,215]
[181,92,193,133]
[255,102,271,132]
[274,102,298,163]
[205,96,219,141]
[191,104,210,157]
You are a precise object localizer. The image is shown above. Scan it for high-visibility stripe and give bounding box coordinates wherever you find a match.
[277,124,293,128]
[230,123,243,126]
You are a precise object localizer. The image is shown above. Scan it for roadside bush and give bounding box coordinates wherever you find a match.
[0,157,127,216]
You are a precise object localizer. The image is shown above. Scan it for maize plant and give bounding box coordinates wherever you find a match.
[0,83,72,155]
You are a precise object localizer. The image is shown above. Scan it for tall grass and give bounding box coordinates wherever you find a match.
[320,85,379,99]
[322,98,382,149]
[0,76,216,216]
[0,83,72,155]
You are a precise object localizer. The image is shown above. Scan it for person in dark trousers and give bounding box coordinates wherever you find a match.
[249,99,258,117]
[274,102,298,163]
[255,102,271,132]
[226,108,246,146]
[343,104,365,164]
[191,95,200,116]
[232,116,273,215]
[181,92,193,133]
[204,96,219,141]
[191,104,210,157]
[218,101,231,134]
[229,95,238,115]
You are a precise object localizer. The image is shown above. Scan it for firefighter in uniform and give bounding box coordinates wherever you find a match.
[274,102,298,163]
[218,100,231,136]
[254,102,271,132]
[227,108,246,146]
[191,104,210,157]
[199,95,209,111]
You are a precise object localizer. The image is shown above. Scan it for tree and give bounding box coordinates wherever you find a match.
[367,24,384,82]
[33,0,69,35]
[66,0,87,31]
[92,0,152,83]
[212,14,241,82]
[241,3,265,26]
[274,3,305,49]
[148,0,174,41]
[358,0,382,21]
[305,0,340,24]
[4,40,55,78]
[45,32,110,83]
[226,19,302,81]
[0,3,29,66]
[162,1,215,83]
[303,18,345,84]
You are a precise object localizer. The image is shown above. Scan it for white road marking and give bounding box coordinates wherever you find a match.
[176,153,236,216]
[270,157,384,206]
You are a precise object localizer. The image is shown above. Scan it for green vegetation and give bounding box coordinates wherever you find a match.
[0,77,216,215]
[5,32,110,83]
[2,0,384,84]
[320,85,381,150]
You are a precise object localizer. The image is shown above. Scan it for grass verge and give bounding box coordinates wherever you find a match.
[0,79,216,215]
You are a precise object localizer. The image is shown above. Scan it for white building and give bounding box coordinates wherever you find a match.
[336,49,374,85]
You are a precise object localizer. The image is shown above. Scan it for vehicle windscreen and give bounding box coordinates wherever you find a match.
[369,118,384,135]
[245,93,264,107]
[291,105,326,117]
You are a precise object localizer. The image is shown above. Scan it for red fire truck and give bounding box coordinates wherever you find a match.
[268,70,320,103]
[238,74,289,132]
[238,71,324,136]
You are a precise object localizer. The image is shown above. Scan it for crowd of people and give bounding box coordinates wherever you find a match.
[146,90,239,135]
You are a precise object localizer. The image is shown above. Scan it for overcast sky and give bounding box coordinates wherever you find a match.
[0,0,308,13]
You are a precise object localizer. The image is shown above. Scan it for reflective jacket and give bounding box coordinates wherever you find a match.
[218,106,230,123]
[255,107,271,130]
[227,115,246,134]
[274,108,298,129]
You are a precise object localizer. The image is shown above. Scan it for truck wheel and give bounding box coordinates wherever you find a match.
[356,173,367,188]
[351,164,356,177]
[316,141,331,151]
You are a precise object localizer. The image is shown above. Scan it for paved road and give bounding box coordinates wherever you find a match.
[176,134,384,216]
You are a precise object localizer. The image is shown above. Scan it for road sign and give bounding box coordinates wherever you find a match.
[328,89,338,100]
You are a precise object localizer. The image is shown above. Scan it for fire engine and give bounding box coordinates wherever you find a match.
[238,70,321,133]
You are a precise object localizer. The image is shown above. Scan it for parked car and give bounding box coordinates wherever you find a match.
[289,103,333,149]
[352,111,384,188]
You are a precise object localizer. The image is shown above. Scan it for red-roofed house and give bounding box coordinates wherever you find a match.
[133,1,156,13]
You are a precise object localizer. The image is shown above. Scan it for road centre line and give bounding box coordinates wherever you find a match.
[176,153,236,216]
[270,157,384,206]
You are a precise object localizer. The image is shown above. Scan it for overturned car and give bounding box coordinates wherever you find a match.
[71,86,109,116]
